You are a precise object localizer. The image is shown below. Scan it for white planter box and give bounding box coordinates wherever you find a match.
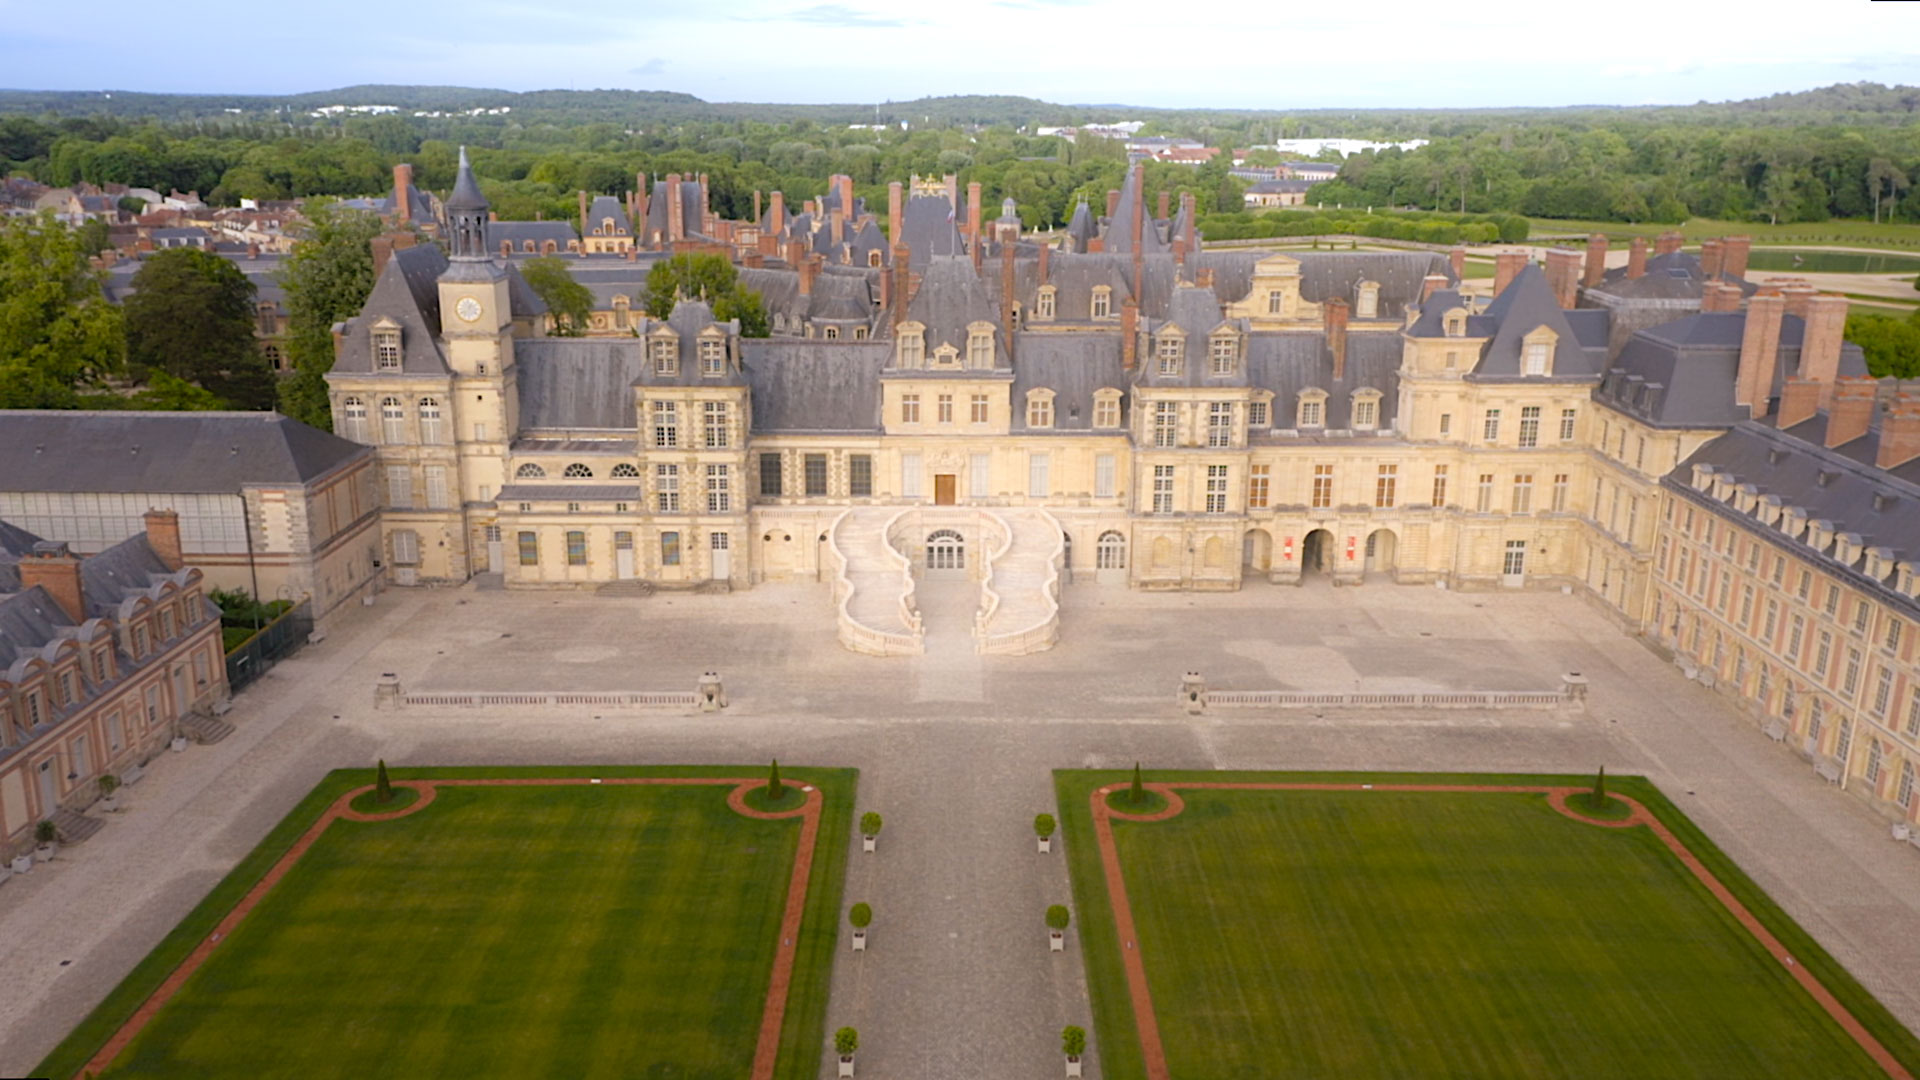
[851,929,867,952]
[1049,931,1065,952]
[1067,1057,1083,1078]
[10,854,31,875]
[1895,823,1913,842]
[1037,836,1052,854]
[171,736,188,753]
[838,1055,855,1077]
[36,844,56,864]
[103,795,119,813]
[862,835,876,853]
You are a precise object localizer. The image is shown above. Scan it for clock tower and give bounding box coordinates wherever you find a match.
[438,146,512,379]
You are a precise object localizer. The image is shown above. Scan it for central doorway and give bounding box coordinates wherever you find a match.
[934,474,957,506]
[1301,528,1334,579]
[926,528,966,575]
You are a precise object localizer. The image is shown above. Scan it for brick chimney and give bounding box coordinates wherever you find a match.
[799,254,819,296]
[1626,238,1648,279]
[1544,249,1580,308]
[1493,251,1528,297]
[1800,294,1848,407]
[784,238,805,269]
[1701,281,1742,313]
[1722,235,1751,281]
[768,190,786,235]
[1121,299,1138,370]
[665,173,684,242]
[636,173,650,241]
[1736,292,1785,418]
[1778,376,1822,429]
[369,231,414,280]
[20,541,84,623]
[1177,192,1196,261]
[1583,234,1608,288]
[1001,246,1017,364]
[1781,281,1817,322]
[1879,392,1920,469]
[1156,189,1170,221]
[837,174,854,220]
[830,208,844,249]
[1038,241,1051,287]
[578,189,589,238]
[1449,246,1466,281]
[1422,274,1449,303]
[891,242,910,328]
[1655,231,1683,256]
[392,163,412,224]
[1699,238,1724,278]
[1105,189,1120,220]
[1824,376,1877,448]
[1325,297,1351,382]
[888,181,902,243]
[966,181,982,247]
[144,509,183,571]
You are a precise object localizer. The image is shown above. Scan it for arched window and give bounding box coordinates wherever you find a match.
[868,250,883,268]
[611,463,640,478]
[418,397,442,443]
[515,463,547,479]
[613,296,630,330]
[523,240,535,253]
[1899,760,1915,809]
[927,529,965,570]
[1096,530,1127,570]
[380,397,405,443]
[262,344,282,369]
[1865,739,1884,785]
[563,463,594,478]
[340,397,367,441]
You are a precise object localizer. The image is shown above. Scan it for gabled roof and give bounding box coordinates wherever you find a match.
[1065,201,1097,253]
[636,300,747,387]
[331,244,449,375]
[905,258,1002,362]
[643,179,706,241]
[1471,265,1606,380]
[1246,332,1402,430]
[1140,284,1249,388]
[493,221,578,248]
[0,412,367,494]
[585,195,631,235]
[743,340,888,433]
[1100,167,1168,255]
[1010,334,1127,433]
[1598,309,1869,428]
[900,195,963,269]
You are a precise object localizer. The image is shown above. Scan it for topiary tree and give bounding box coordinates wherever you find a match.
[375,759,393,803]
[36,819,57,845]
[1046,904,1071,931]
[834,1027,859,1056]
[1062,1025,1086,1058]
[767,758,784,799]
[1129,762,1145,805]
[1590,765,1607,808]
[98,774,119,797]
[849,902,872,929]
[860,811,882,836]
[1034,813,1057,838]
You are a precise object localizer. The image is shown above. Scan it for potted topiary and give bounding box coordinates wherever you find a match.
[9,845,31,875]
[849,902,872,951]
[860,811,882,854]
[1035,813,1057,854]
[1046,904,1071,952]
[834,1026,858,1077]
[98,774,120,812]
[35,820,58,863]
[1063,1025,1087,1078]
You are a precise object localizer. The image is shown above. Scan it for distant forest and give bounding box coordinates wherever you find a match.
[2,81,1918,228]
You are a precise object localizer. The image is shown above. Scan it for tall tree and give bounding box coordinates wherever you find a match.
[123,248,274,408]
[277,203,383,429]
[519,256,594,336]
[645,251,768,336]
[1867,157,1909,223]
[0,212,123,408]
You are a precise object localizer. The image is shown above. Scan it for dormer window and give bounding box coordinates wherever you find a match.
[869,250,883,268]
[1093,389,1121,428]
[933,344,960,368]
[1209,333,1238,376]
[613,296,630,330]
[1156,332,1184,376]
[1091,287,1112,319]
[699,336,725,376]
[967,324,995,368]
[1352,390,1382,430]
[374,326,401,370]
[650,336,678,375]
[1026,389,1055,428]
[1356,281,1380,319]
[1522,327,1557,376]
[1249,392,1273,428]
[897,323,925,368]
[1036,286,1056,320]
[1443,309,1467,338]
[1298,389,1328,428]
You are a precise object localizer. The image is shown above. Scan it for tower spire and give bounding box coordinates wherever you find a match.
[446,146,490,260]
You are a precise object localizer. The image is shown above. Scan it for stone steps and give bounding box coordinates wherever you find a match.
[50,808,103,844]
[179,714,236,745]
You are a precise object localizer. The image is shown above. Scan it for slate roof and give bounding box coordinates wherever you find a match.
[493,221,578,250]
[1139,284,1251,388]
[906,258,1005,365]
[899,195,963,269]
[496,484,642,502]
[515,338,646,430]
[1470,265,1608,381]
[1595,251,1755,301]
[1009,335,1128,434]
[1246,179,1315,195]
[0,412,369,493]
[331,244,449,374]
[643,179,706,241]
[1100,167,1168,255]
[585,196,631,236]
[1248,331,1403,432]
[742,340,888,433]
[446,147,487,212]
[637,300,747,387]
[1065,200,1097,253]
[1598,310,1870,428]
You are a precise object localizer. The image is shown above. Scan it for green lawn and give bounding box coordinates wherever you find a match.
[1057,770,1920,1080]
[39,766,853,1080]
[1525,216,1920,248]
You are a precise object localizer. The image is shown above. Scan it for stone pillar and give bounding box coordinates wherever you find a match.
[699,671,727,711]
[374,672,402,710]
[1181,671,1207,715]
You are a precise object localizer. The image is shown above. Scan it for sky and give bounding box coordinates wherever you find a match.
[3,0,1918,110]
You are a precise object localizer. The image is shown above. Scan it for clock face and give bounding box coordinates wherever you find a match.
[455,296,483,323]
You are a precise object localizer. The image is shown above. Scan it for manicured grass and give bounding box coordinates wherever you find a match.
[1105,787,1168,815]
[1525,216,1920,248]
[1056,770,1920,1080]
[37,766,854,1080]
[346,785,419,814]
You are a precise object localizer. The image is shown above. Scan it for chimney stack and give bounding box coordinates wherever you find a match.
[1736,291,1785,418]
[1421,274,1449,303]
[19,541,84,623]
[799,254,818,296]
[1801,294,1848,407]
[966,181,982,247]
[888,181,903,244]
[1156,189,1170,222]
[636,175,651,243]
[578,189,589,238]
[830,208,844,249]
[1722,235,1752,281]
[784,238,805,269]
[1701,281,1742,313]
[1448,246,1466,281]
[837,174,854,219]
[1121,299,1138,370]
[1105,189,1120,220]
[1583,234,1608,288]
[1878,392,1920,470]
[768,190,786,235]
[1325,297,1351,382]
[1038,241,1051,286]
[1655,231,1683,256]
[1543,249,1580,308]
[1825,376,1878,449]
[1699,238,1724,278]
[891,242,910,328]
[665,174,684,242]
[1001,244,1017,364]
[1626,238,1648,279]
[752,189,761,225]
[1781,280,1817,321]
[1493,251,1528,296]
[392,163,412,224]
[1777,377,1822,429]
[144,509,183,571]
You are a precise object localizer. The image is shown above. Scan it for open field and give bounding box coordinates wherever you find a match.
[34,766,853,1080]
[1058,770,1920,1080]
[1527,217,1920,248]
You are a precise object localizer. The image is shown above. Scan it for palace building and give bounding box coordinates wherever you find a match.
[321,151,1920,826]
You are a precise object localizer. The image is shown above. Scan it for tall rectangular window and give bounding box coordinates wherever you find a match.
[1512,474,1533,513]
[1482,409,1501,443]
[1311,464,1334,509]
[703,401,730,448]
[655,464,680,513]
[660,531,681,566]
[1152,465,1175,514]
[1095,454,1117,499]
[1208,402,1233,447]
[938,393,954,424]
[1248,400,1268,427]
[386,465,412,508]
[969,453,989,498]
[1248,464,1270,509]
[1205,465,1229,513]
[759,453,783,497]
[1560,408,1577,441]
[566,530,587,566]
[902,452,923,498]
[1551,473,1569,513]
[1431,465,1448,506]
[653,401,677,448]
[517,531,538,566]
[706,464,731,513]
[1814,631,1833,680]
[1763,599,1780,644]
[424,466,449,510]
[1028,453,1051,498]
[849,455,873,497]
[804,454,828,497]
[1518,406,1540,448]
[1375,464,1397,508]
[1154,402,1178,448]
[1438,413,1452,436]
[901,394,920,424]
[971,393,990,424]
[1476,473,1494,513]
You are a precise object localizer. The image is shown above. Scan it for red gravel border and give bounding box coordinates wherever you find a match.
[79,776,822,1080]
[1091,781,1912,1080]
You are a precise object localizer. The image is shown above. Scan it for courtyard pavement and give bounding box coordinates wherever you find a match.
[3,576,1919,1079]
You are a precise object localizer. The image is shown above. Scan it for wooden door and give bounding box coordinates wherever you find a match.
[934,474,957,506]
